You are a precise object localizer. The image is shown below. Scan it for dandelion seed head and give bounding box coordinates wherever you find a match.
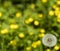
[42,34,57,47]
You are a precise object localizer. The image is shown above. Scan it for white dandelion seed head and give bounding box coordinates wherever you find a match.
[42,34,57,47]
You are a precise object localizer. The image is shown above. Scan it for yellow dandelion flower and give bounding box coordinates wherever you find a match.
[10,24,19,29]
[0,12,2,17]
[32,41,41,48]
[57,14,60,18]
[55,7,60,16]
[16,12,22,18]
[25,19,30,24]
[25,18,33,24]
[1,29,9,34]
[57,0,60,5]
[46,49,50,51]
[18,33,25,38]
[26,47,31,51]
[9,40,16,46]
[55,10,59,16]
[34,21,39,26]
[39,33,45,37]
[32,42,37,48]
[55,7,59,11]
[38,14,43,18]
[52,5,57,9]
[29,32,34,36]
[54,45,60,50]
[32,44,37,48]
[36,40,41,45]
[28,18,33,22]
[30,4,35,9]
[57,18,60,23]
[40,29,45,33]
[49,10,54,16]
[42,0,47,3]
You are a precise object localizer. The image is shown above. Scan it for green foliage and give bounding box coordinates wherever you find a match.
[0,0,60,51]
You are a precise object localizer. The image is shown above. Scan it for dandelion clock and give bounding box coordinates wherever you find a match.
[42,34,57,47]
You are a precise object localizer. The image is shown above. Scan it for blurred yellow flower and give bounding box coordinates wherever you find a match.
[32,42,37,48]
[42,0,47,3]
[49,10,54,16]
[57,14,60,18]
[19,33,25,38]
[54,45,60,50]
[30,4,35,9]
[55,10,59,16]
[55,7,59,11]
[57,0,60,5]
[16,12,22,18]
[29,32,34,36]
[9,40,16,46]
[39,29,45,33]
[52,5,57,9]
[1,29,9,34]
[46,49,50,51]
[28,18,33,22]
[0,12,2,17]
[25,19,30,24]
[36,40,41,45]
[26,47,31,51]
[57,18,60,23]
[32,40,41,48]
[54,7,59,16]
[10,24,19,29]
[34,21,39,26]
[39,33,45,37]
[25,18,33,24]
[38,14,43,18]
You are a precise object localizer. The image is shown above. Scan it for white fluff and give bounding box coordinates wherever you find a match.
[42,34,57,47]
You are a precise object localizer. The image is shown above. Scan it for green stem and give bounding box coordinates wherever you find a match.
[1,36,4,51]
[13,46,16,51]
[39,38,43,51]
[39,44,43,51]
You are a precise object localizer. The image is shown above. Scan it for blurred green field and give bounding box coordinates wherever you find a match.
[0,0,60,51]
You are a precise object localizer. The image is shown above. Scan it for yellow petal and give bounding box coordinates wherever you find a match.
[0,12,2,17]
[1,29,9,34]
[34,21,39,26]
[16,12,22,18]
[38,14,43,18]
[46,49,50,51]
[42,0,47,3]
[19,33,25,38]
[54,45,60,50]
[57,1,60,5]
[49,10,54,16]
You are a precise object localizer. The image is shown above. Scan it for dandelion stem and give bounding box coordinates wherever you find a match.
[40,38,43,51]
[1,36,4,51]
[13,46,16,51]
